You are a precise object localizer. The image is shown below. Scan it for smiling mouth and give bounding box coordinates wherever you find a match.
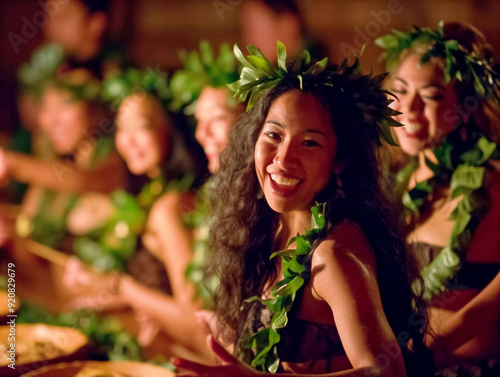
[268,173,302,197]
[399,122,429,139]
[270,174,300,186]
[402,122,425,136]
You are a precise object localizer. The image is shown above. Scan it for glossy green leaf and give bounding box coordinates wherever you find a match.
[277,41,288,72]
[450,165,484,191]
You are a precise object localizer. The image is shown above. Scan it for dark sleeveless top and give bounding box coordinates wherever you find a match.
[261,285,346,372]
[413,242,500,291]
[278,315,345,366]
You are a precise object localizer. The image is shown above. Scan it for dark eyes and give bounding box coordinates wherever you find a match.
[263,132,321,147]
[264,131,281,140]
[302,140,321,147]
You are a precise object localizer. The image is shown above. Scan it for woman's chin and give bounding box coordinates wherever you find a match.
[129,166,148,176]
[399,141,425,157]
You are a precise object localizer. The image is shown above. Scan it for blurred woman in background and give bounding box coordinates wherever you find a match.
[377,21,500,374]
[0,69,123,260]
[62,43,244,362]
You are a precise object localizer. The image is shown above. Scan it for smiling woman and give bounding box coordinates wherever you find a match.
[388,53,459,156]
[255,90,337,213]
[172,43,432,377]
[0,69,123,251]
[377,21,500,375]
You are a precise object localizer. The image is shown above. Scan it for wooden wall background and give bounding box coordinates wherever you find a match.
[1,0,499,134]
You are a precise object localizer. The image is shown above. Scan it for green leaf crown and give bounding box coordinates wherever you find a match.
[45,68,102,103]
[101,66,171,110]
[228,41,403,145]
[375,21,500,103]
[169,40,241,113]
[18,43,65,97]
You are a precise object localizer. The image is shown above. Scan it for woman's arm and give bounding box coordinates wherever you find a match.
[66,192,114,235]
[172,335,382,377]
[310,222,406,377]
[147,191,198,304]
[61,257,210,359]
[1,149,124,194]
[427,272,500,361]
[172,222,402,377]
[118,275,210,358]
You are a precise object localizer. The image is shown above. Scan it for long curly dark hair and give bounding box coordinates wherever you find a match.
[206,63,431,375]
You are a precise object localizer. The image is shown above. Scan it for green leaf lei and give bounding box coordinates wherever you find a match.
[74,173,195,272]
[398,121,499,301]
[17,302,141,361]
[375,21,500,104]
[242,203,326,373]
[183,179,218,307]
[229,41,403,145]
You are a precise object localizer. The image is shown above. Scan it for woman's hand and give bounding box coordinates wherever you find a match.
[67,192,114,235]
[62,257,126,311]
[172,335,264,377]
[62,257,115,295]
[135,309,160,347]
[194,310,236,347]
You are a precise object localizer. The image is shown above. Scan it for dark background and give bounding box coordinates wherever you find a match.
[1,0,499,139]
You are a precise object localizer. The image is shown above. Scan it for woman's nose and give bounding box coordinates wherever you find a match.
[404,91,425,115]
[39,110,56,131]
[122,131,137,147]
[273,141,299,168]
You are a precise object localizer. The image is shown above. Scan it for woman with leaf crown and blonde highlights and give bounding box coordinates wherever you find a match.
[60,42,244,362]
[376,22,500,372]
[172,42,431,377]
[0,69,124,259]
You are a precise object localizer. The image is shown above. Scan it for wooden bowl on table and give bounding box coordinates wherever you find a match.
[0,324,88,377]
[21,360,174,376]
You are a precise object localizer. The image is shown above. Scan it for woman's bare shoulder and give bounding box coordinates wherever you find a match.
[312,221,376,269]
[148,189,196,223]
[310,221,379,305]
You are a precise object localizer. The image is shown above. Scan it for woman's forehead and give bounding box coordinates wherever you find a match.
[265,91,335,138]
[396,53,449,86]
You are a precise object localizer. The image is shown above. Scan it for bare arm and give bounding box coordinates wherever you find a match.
[172,335,382,377]
[119,276,209,357]
[310,223,406,377]
[427,272,500,356]
[147,191,197,304]
[174,223,406,377]
[4,150,124,194]
[61,257,209,358]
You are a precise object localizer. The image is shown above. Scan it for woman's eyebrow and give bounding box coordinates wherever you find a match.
[304,129,327,138]
[265,120,283,127]
[394,77,408,85]
[421,83,446,90]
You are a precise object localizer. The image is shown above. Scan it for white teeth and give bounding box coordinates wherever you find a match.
[404,123,423,134]
[271,174,300,186]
